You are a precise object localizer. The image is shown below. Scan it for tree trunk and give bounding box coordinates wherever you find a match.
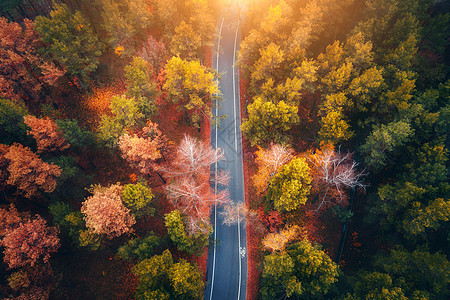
[15,4,29,19]
[26,0,39,16]
[82,2,98,35]
[154,171,166,184]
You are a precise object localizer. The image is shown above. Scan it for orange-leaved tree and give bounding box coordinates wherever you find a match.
[81,183,136,238]
[23,115,70,153]
[118,121,172,183]
[262,225,301,253]
[0,207,60,269]
[2,143,61,198]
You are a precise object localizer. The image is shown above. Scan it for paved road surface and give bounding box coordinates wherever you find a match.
[205,8,247,300]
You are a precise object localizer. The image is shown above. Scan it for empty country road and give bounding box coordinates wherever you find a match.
[205,7,247,300]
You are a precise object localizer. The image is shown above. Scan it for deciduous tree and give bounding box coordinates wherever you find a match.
[121,183,155,217]
[241,97,299,147]
[253,143,294,194]
[98,94,144,147]
[1,215,60,269]
[268,157,312,212]
[118,121,164,175]
[117,232,161,262]
[169,21,202,60]
[124,56,158,118]
[3,143,61,198]
[99,0,153,52]
[165,209,209,255]
[163,56,219,127]
[360,121,414,170]
[81,183,136,238]
[35,3,103,84]
[164,135,229,234]
[250,43,285,93]
[261,239,339,299]
[0,205,23,237]
[306,146,366,210]
[133,249,204,300]
[262,225,300,253]
[137,36,169,75]
[23,115,70,153]
[0,17,64,102]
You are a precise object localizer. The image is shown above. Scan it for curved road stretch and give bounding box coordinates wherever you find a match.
[205,9,247,300]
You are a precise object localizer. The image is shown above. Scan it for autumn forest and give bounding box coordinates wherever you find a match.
[0,0,449,299]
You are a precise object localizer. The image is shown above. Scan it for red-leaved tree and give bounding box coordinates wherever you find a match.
[81,183,136,238]
[138,36,169,76]
[3,143,61,198]
[0,17,64,102]
[1,215,60,269]
[164,135,229,234]
[23,115,70,153]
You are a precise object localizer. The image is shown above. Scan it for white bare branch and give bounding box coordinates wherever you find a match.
[164,134,225,179]
[254,143,294,193]
[307,147,367,211]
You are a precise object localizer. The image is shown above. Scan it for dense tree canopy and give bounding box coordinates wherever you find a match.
[268,157,312,212]
[0,0,448,298]
[35,3,103,83]
[261,239,339,299]
[241,97,299,146]
[1,216,60,269]
[81,183,136,238]
[133,249,204,299]
[2,143,61,198]
[164,56,219,127]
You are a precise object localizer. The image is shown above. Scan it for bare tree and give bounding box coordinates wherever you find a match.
[166,178,228,234]
[164,134,225,180]
[253,143,294,194]
[164,135,230,235]
[306,147,367,210]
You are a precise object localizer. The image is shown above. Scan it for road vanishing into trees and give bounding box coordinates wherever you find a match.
[205,8,247,300]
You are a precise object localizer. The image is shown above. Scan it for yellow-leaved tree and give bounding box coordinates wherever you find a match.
[268,157,312,212]
[163,56,220,127]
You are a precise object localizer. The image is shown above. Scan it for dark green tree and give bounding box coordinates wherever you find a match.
[55,119,96,151]
[35,3,104,85]
[117,232,161,261]
[0,98,30,146]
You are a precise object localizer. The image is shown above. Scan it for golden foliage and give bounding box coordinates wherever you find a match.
[262,225,300,253]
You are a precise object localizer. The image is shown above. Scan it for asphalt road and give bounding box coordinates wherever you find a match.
[204,9,247,300]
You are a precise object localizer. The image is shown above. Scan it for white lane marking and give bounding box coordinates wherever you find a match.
[209,17,224,300]
[233,19,242,300]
